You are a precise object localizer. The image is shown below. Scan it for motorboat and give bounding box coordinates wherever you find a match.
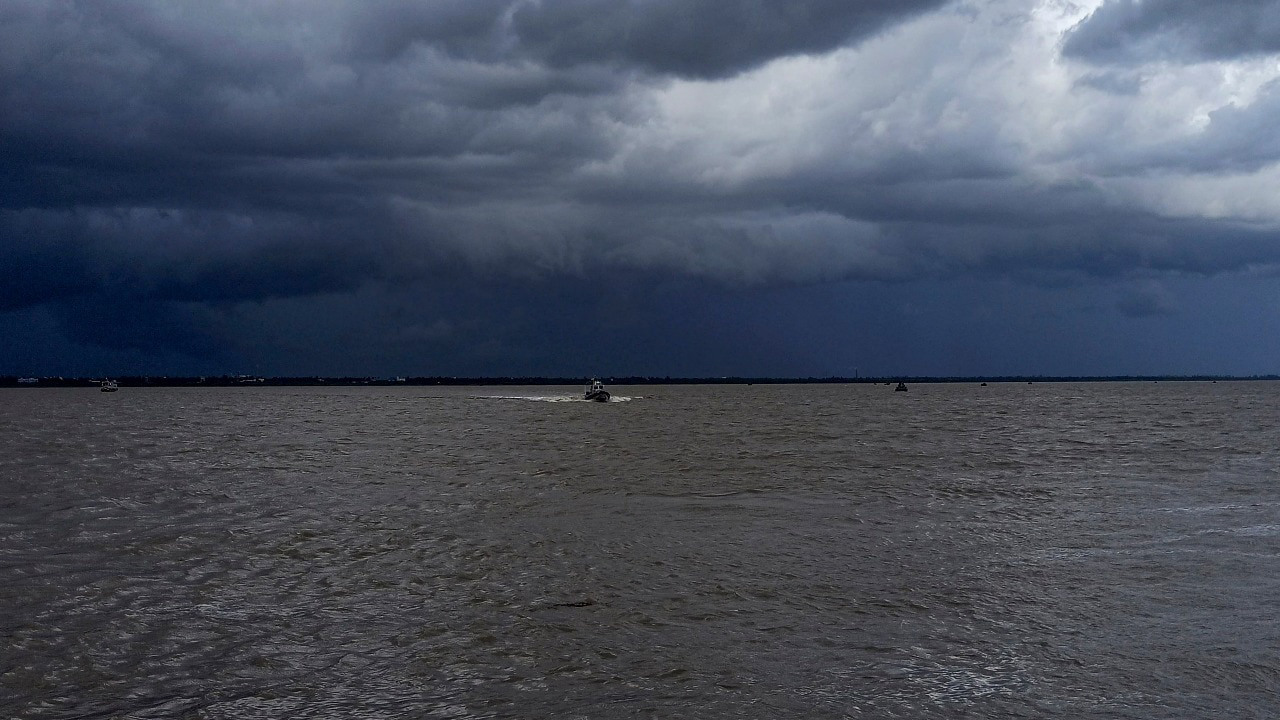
[894,381,908,392]
[583,379,611,402]
[100,379,119,393]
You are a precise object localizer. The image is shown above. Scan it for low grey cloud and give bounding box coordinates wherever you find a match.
[1074,70,1144,95]
[1064,0,1280,64]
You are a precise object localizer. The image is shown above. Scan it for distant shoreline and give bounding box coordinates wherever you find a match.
[2,375,1275,388]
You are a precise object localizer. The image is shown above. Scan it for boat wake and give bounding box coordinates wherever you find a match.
[472,394,638,403]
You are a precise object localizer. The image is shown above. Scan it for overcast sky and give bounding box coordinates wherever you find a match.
[4,0,1280,377]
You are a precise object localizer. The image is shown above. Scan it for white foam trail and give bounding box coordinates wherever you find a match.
[471,395,638,403]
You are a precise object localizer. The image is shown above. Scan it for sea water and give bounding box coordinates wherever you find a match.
[2,382,1278,718]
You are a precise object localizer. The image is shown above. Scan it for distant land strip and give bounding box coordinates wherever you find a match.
[2,375,1276,388]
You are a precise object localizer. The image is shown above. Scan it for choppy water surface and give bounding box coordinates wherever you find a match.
[3,382,1279,718]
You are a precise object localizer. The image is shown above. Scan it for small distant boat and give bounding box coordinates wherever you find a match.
[100,380,118,393]
[894,382,908,392]
[583,379,611,402]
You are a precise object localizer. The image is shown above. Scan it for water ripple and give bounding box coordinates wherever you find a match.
[3,383,1280,718]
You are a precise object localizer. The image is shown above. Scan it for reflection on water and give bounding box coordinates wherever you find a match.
[2,383,1279,718]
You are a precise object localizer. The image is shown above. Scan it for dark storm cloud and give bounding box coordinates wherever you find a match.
[1116,280,1177,318]
[344,0,951,79]
[0,0,953,309]
[0,206,393,310]
[5,0,1280,375]
[49,297,233,362]
[505,0,950,78]
[1151,79,1280,173]
[1064,0,1280,64]
[1053,76,1280,177]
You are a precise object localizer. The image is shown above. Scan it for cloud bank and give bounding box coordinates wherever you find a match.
[3,0,1280,374]
[1064,0,1280,63]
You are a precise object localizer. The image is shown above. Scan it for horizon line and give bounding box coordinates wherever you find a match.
[2,374,1277,388]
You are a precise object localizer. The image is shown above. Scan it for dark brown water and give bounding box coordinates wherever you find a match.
[3,383,1279,718]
